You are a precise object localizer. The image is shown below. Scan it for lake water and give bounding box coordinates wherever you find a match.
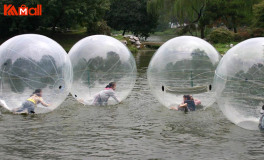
[0,50,264,160]
[146,35,175,42]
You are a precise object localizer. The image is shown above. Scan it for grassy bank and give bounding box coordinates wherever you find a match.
[213,42,238,55]
[112,35,138,54]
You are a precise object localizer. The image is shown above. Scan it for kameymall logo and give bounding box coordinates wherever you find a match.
[4,4,42,16]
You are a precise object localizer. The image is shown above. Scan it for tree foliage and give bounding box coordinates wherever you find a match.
[77,0,110,34]
[0,0,262,39]
[253,0,264,28]
[0,0,110,37]
[40,0,81,33]
[205,0,257,33]
[208,28,234,43]
[148,0,207,38]
[147,0,260,38]
[106,0,158,38]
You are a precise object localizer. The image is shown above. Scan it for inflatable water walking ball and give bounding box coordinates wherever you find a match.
[0,34,73,113]
[214,38,264,130]
[147,36,221,108]
[69,35,137,105]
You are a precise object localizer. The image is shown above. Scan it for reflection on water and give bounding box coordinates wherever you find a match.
[146,35,176,42]
[0,50,264,159]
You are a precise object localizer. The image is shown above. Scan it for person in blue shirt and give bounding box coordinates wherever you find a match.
[178,95,196,112]
[259,105,264,131]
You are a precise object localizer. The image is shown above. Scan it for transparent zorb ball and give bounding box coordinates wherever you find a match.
[0,34,72,113]
[148,36,221,108]
[214,38,264,130]
[69,35,137,105]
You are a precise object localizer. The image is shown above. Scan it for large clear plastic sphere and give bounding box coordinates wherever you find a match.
[148,36,221,108]
[0,34,72,113]
[214,38,264,130]
[69,35,137,105]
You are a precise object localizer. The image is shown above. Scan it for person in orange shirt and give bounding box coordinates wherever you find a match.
[14,89,50,114]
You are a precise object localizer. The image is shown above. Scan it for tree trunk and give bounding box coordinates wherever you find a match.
[188,28,193,36]
[234,27,237,33]
[200,26,205,39]
[232,16,237,33]
[122,29,126,36]
[51,10,65,36]
[52,25,56,34]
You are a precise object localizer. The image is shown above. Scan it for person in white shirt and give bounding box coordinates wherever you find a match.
[92,82,120,106]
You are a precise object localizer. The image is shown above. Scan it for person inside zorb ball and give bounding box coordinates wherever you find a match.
[214,38,264,130]
[69,35,137,106]
[147,36,221,110]
[13,89,50,114]
[91,82,120,106]
[0,34,72,114]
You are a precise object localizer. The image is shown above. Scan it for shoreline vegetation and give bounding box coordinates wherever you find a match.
[0,29,244,55]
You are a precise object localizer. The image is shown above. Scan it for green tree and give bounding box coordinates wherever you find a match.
[214,0,256,33]
[41,0,110,35]
[77,0,110,34]
[107,0,158,38]
[40,0,81,34]
[147,0,258,38]
[0,0,111,37]
[148,0,207,37]
[253,0,264,28]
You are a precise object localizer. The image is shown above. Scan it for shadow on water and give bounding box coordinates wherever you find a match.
[0,50,264,159]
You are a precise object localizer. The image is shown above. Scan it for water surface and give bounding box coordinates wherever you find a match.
[0,50,264,160]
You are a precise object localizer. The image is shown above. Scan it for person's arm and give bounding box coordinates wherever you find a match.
[39,98,50,107]
[110,91,120,103]
[179,103,187,108]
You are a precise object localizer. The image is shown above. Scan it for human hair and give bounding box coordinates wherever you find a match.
[262,105,264,110]
[105,82,116,89]
[183,95,191,100]
[33,89,42,97]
